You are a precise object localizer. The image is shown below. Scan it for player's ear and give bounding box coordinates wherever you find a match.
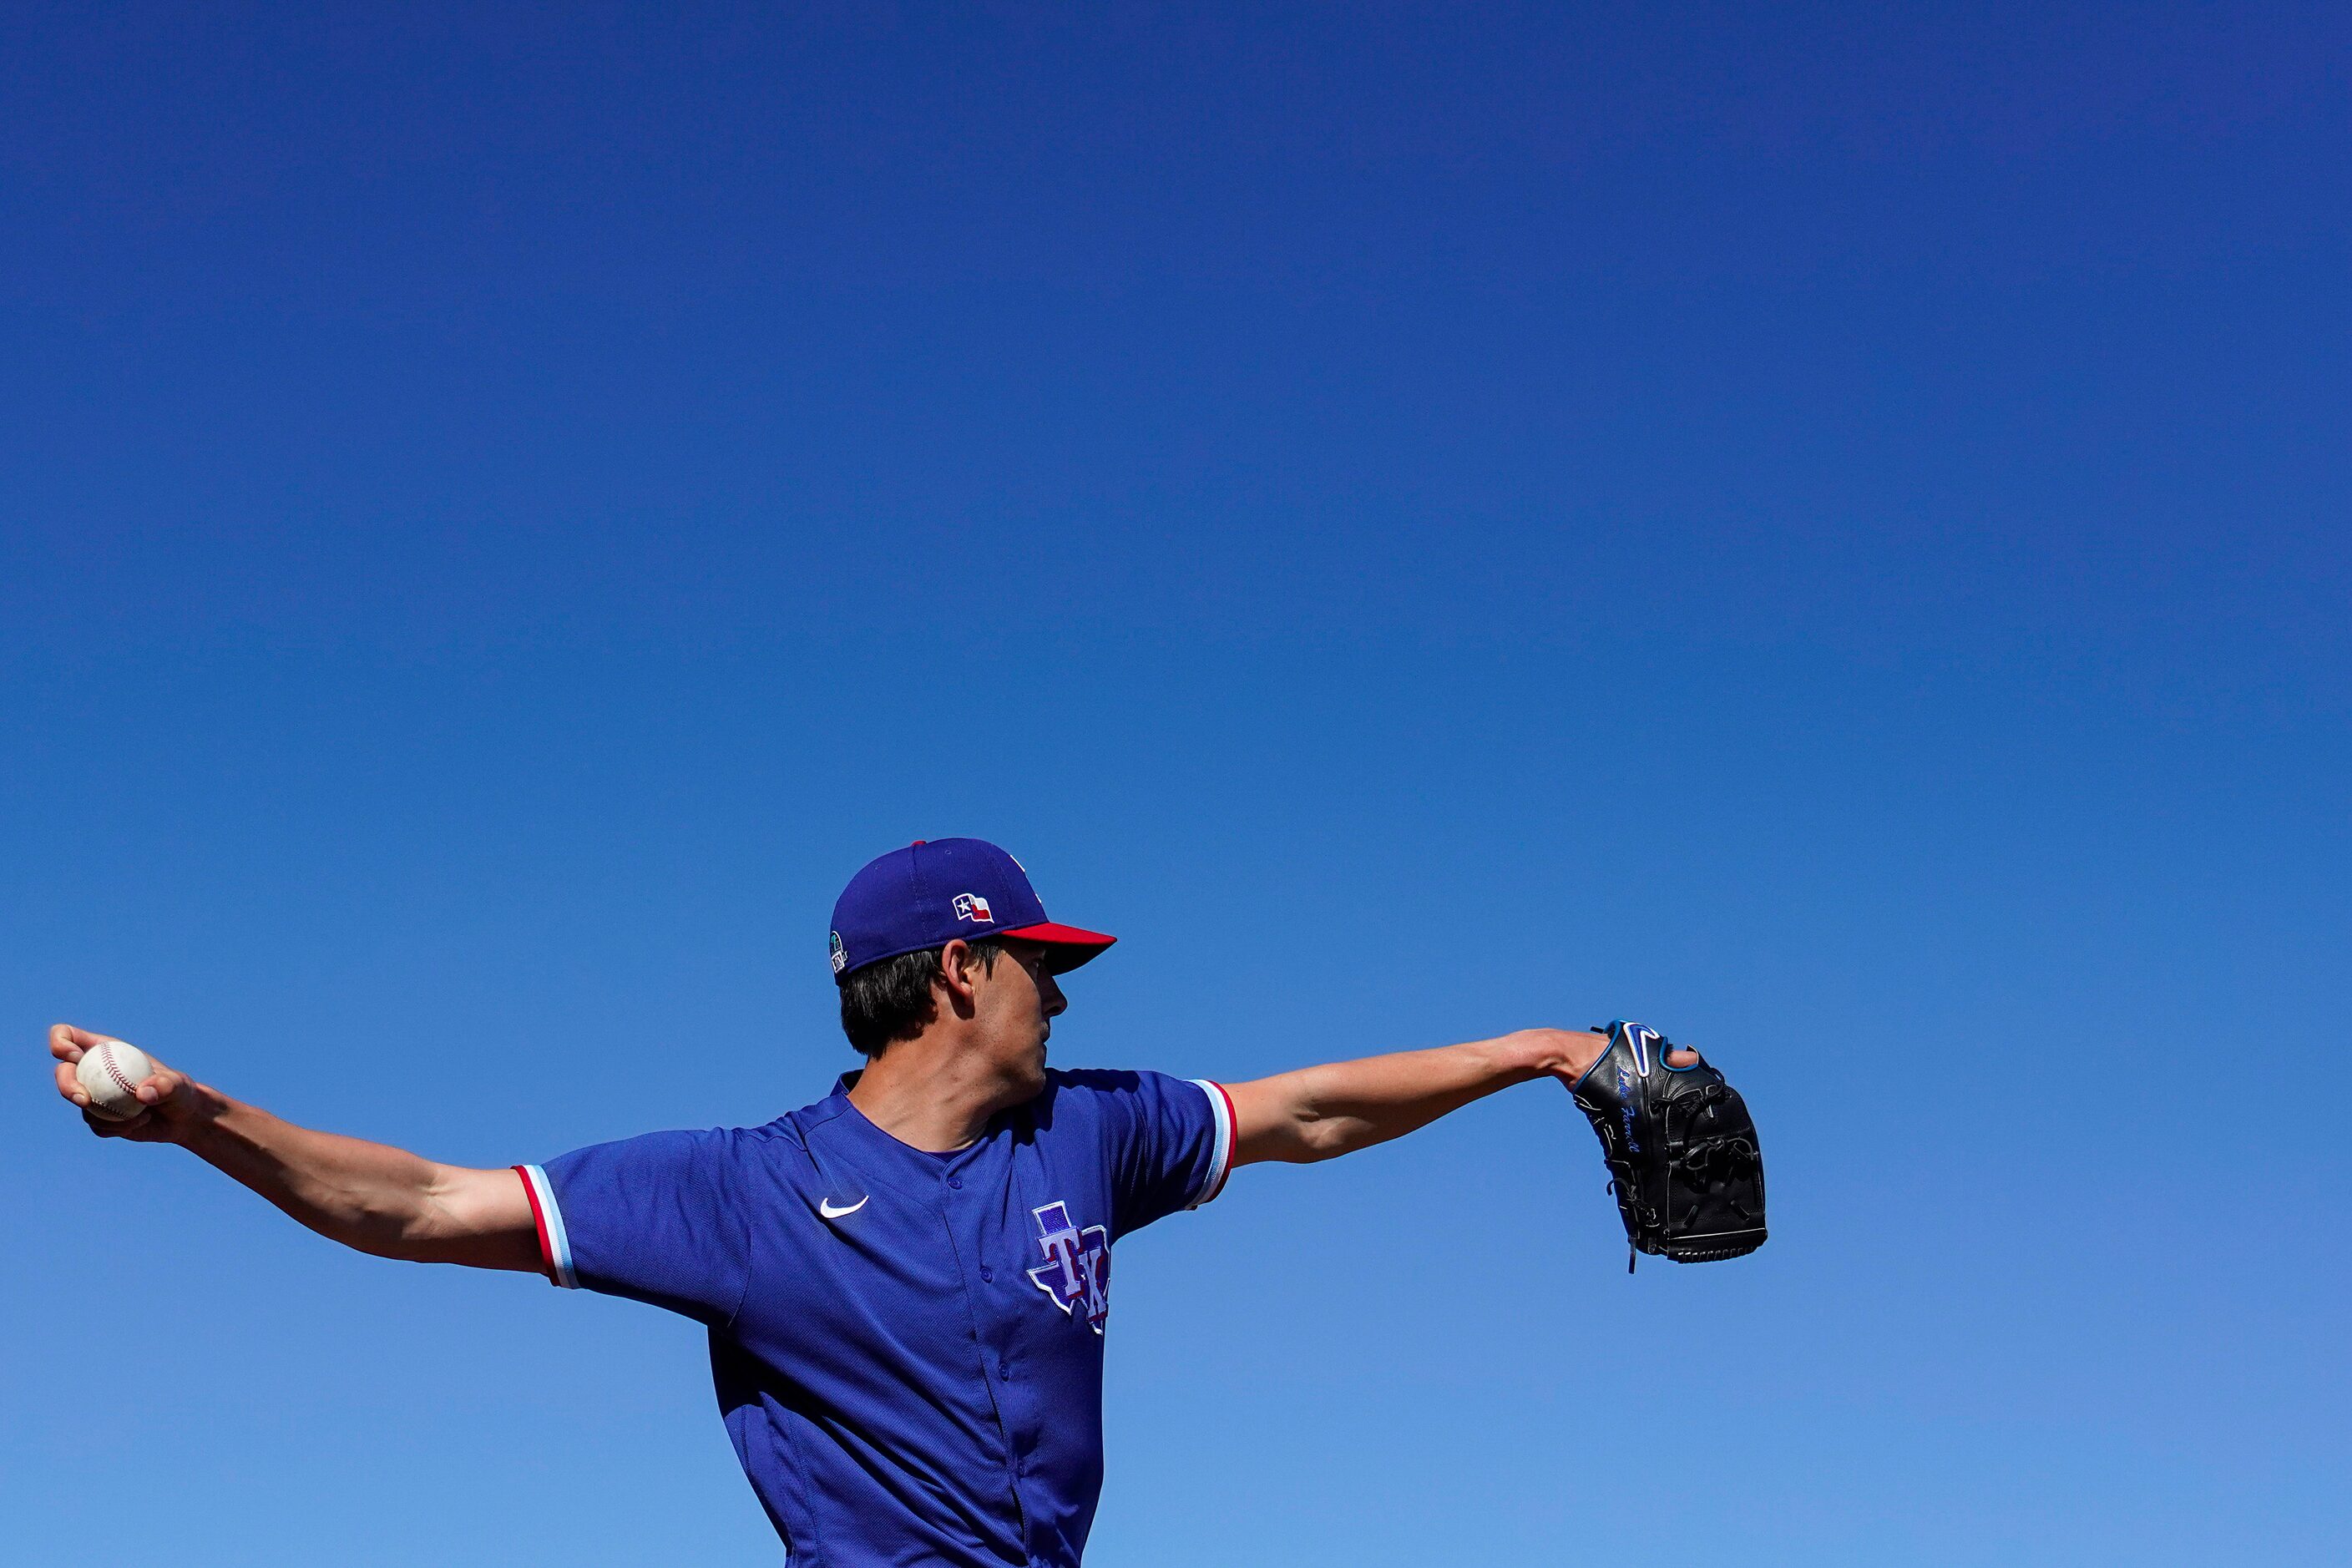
[937,939,982,1012]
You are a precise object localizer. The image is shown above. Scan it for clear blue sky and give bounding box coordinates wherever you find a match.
[4,3,2345,1563]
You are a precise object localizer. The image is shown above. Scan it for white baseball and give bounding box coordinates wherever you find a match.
[76,1039,155,1120]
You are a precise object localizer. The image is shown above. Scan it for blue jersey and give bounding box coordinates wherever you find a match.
[516,1068,1236,1565]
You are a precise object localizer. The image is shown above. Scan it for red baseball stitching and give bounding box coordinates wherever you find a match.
[99,1045,138,1099]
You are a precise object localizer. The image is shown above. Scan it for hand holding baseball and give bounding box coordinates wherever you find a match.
[51,1024,196,1140]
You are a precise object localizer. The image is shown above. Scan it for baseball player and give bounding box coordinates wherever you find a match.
[49,837,1706,1565]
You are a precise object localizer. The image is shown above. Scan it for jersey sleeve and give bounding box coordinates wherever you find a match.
[514,1128,754,1328]
[1057,1070,1235,1238]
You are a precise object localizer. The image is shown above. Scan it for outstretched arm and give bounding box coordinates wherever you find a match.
[1224,1027,1695,1167]
[48,1024,540,1272]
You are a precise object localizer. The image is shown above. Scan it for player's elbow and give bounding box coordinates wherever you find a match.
[1231,1105,1348,1166]
[1227,1075,1360,1166]
[1304,1115,1362,1160]
[406,1164,543,1270]
[1265,1110,1363,1163]
[333,1189,459,1262]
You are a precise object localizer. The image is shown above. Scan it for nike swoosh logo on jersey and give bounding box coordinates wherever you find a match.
[818,1196,869,1220]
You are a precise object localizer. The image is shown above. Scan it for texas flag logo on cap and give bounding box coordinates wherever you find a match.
[952,893,994,923]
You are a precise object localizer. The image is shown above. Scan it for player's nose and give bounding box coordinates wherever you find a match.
[1039,974,1067,1019]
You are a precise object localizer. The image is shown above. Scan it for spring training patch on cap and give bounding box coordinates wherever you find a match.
[829,931,847,974]
[952,893,994,923]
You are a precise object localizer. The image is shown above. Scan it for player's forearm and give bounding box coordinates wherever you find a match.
[169,1084,506,1264]
[1232,1029,1603,1164]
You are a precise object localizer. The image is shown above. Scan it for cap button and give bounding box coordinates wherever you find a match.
[911,840,926,846]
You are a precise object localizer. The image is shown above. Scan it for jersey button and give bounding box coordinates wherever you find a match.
[947,1176,963,1189]
[979,1267,994,1282]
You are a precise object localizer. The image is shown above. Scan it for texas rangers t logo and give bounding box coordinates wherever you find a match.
[1025,1201,1110,1333]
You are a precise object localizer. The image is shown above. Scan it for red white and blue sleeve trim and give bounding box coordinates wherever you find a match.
[1186,1080,1237,1209]
[513,1164,579,1289]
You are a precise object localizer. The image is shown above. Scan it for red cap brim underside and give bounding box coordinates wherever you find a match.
[999,923,1117,972]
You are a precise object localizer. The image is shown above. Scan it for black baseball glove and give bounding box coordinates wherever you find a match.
[1571,1020,1767,1272]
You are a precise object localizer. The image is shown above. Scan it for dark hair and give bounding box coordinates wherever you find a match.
[838,938,1006,1060]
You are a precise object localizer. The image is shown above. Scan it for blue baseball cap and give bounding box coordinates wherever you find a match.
[828,838,1116,983]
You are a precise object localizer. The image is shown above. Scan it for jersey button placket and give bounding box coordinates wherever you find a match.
[942,1161,1025,1552]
